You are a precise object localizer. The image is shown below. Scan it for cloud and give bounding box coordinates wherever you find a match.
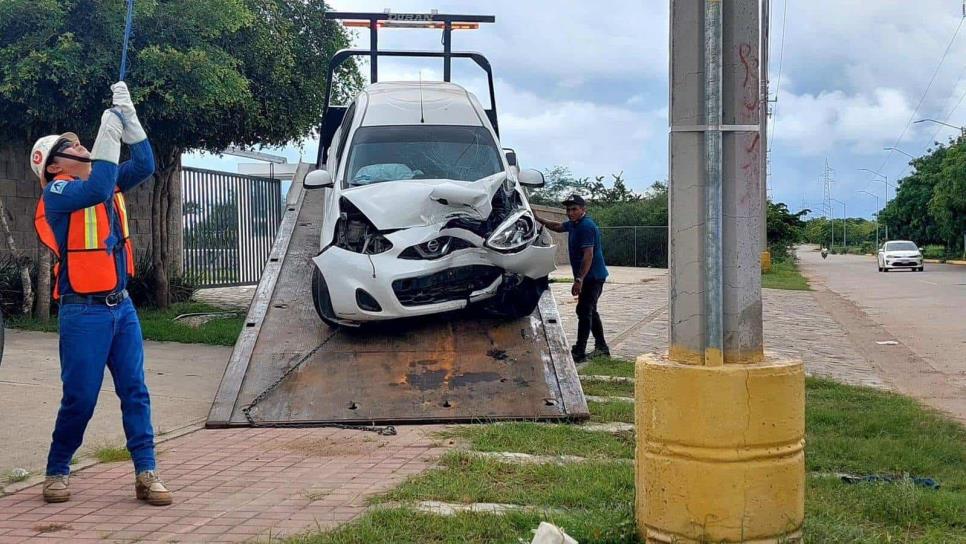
[771,86,914,155]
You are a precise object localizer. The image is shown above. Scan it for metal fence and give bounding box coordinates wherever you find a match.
[181,167,283,287]
[599,226,669,268]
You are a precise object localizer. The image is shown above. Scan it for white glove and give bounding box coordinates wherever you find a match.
[111,82,147,144]
[90,109,124,165]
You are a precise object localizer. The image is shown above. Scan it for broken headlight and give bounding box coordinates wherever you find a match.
[485,210,537,252]
[334,198,394,255]
[400,236,475,260]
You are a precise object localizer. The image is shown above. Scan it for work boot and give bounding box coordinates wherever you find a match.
[135,470,172,506]
[43,475,70,503]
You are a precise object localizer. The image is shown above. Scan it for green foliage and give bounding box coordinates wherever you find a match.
[878,137,966,253]
[921,244,947,260]
[0,0,360,156]
[762,260,810,290]
[0,255,37,317]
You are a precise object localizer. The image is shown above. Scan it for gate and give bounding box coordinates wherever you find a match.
[181,167,283,287]
[599,226,669,268]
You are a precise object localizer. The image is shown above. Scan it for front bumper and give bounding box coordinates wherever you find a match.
[312,225,556,322]
[884,258,922,268]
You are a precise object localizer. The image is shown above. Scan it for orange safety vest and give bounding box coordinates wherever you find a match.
[34,176,135,299]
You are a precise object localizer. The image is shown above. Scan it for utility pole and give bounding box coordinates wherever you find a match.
[822,160,834,248]
[859,190,879,249]
[638,2,804,541]
[760,0,770,259]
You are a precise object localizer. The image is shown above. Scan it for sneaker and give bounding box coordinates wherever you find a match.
[571,347,587,363]
[135,471,172,506]
[43,475,70,503]
[589,346,611,359]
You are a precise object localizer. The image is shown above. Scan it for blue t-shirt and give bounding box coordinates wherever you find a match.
[563,215,608,281]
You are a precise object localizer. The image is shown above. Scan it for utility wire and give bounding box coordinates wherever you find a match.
[879,15,965,176]
[767,0,789,154]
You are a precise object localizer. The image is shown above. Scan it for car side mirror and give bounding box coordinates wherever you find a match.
[518,168,545,188]
[304,170,333,189]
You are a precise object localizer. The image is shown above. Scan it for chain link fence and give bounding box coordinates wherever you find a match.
[599,226,668,268]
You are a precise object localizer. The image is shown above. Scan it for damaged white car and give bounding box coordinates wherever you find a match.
[304,82,556,327]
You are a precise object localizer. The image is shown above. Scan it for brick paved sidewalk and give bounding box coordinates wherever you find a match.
[0,426,448,543]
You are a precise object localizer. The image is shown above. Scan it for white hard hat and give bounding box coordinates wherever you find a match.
[30,132,79,183]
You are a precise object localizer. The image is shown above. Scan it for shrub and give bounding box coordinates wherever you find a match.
[921,245,946,260]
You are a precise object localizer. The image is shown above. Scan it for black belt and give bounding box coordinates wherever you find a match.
[60,289,129,307]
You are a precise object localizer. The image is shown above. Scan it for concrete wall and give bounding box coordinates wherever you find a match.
[0,144,181,275]
[532,204,569,266]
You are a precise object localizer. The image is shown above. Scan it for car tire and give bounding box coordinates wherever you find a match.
[918,266,924,272]
[311,267,341,329]
[481,276,548,319]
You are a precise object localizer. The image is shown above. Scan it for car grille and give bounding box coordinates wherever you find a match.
[392,265,502,307]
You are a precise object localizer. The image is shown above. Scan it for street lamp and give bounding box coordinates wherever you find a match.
[914,118,966,137]
[830,198,846,248]
[883,146,915,159]
[859,168,895,204]
[858,190,879,249]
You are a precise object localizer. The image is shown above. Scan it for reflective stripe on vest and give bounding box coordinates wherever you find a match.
[34,176,135,298]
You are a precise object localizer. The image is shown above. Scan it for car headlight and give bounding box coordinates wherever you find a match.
[400,236,475,260]
[486,210,537,252]
[334,198,394,255]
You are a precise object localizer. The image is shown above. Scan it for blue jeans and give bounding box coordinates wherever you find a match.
[46,297,156,476]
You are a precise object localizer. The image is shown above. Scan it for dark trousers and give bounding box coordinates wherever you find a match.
[574,278,607,355]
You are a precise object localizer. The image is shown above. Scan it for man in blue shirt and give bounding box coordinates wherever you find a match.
[30,82,171,506]
[535,194,609,362]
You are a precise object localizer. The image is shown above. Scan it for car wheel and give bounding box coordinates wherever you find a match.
[311,267,341,329]
[918,266,924,272]
[481,277,548,319]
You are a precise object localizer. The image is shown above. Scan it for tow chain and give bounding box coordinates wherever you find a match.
[241,329,397,436]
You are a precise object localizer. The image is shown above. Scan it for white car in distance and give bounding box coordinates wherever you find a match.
[303,81,557,327]
[877,240,924,272]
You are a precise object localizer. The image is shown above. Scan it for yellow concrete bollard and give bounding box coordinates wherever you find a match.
[635,354,805,543]
[760,250,772,274]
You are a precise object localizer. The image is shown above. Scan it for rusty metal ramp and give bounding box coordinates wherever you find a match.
[207,168,588,427]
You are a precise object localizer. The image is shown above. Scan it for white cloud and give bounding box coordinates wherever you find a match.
[772,86,914,154]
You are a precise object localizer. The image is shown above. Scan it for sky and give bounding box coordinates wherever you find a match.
[183,0,966,220]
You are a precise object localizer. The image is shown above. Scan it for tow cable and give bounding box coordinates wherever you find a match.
[241,329,397,436]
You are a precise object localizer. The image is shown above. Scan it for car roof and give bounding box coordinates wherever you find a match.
[359,82,486,127]
[885,240,917,244]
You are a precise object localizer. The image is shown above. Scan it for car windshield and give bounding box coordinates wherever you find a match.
[345,125,503,186]
[885,242,918,251]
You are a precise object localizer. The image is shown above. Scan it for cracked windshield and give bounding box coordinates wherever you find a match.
[345,125,503,185]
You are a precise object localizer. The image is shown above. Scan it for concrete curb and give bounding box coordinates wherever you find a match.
[925,258,966,265]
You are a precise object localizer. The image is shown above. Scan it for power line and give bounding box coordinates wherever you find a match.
[767,0,789,154]
[879,14,965,176]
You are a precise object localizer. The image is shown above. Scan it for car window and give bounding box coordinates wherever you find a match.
[345,125,503,186]
[885,242,918,251]
[335,102,357,160]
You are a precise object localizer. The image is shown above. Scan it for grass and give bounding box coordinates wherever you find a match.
[292,361,966,543]
[91,445,131,463]
[10,302,244,346]
[762,259,811,290]
[581,379,634,398]
[442,423,635,459]
[577,356,635,378]
[588,400,635,424]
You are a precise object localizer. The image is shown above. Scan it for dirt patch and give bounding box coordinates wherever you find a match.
[278,435,390,457]
[34,523,71,534]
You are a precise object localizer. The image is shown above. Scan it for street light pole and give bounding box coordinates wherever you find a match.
[914,118,966,138]
[858,190,879,249]
[830,198,846,249]
[884,146,915,159]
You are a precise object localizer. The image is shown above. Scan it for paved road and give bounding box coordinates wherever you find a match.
[798,247,966,420]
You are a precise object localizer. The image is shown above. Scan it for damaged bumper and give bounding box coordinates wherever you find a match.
[312,224,556,322]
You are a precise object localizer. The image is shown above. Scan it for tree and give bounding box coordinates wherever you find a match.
[528,166,596,206]
[0,0,360,307]
[766,201,807,260]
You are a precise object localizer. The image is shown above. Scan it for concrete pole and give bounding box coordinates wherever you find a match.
[636,1,804,541]
[760,0,771,268]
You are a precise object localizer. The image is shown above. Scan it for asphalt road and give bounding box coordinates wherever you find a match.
[797,247,966,419]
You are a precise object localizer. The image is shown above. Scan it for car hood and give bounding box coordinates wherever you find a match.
[886,250,920,256]
[340,172,509,230]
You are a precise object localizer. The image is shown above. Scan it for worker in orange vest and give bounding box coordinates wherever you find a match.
[30,82,171,506]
